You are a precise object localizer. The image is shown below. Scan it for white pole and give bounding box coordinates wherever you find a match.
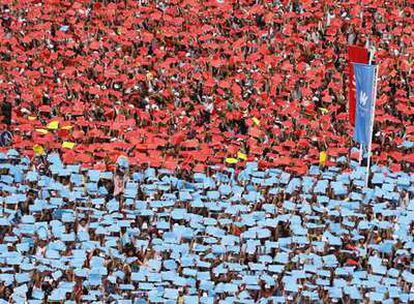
[368,51,374,64]
[358,143,363,165]
[368,47,376,65]
[365,64,379,188]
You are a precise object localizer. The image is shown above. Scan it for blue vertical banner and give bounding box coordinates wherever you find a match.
[352,63,377,145]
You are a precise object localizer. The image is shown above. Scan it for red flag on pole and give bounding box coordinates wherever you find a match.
[348,45,369,126]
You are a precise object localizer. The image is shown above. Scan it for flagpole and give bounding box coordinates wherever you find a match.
[368,46,375,65]
[365,63,379,188]
[358,143,363,165]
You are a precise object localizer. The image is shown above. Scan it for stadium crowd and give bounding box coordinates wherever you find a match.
[0,0,412,173]
[0,0,413,302]
[0,150,413,303]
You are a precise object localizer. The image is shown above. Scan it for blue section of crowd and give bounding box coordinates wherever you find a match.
[0,150,413,303]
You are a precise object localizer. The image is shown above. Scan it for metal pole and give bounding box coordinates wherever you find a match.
[365,64,379,188]
[358,143,363,165]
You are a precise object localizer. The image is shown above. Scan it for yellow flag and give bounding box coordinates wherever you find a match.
[225,157,238,164]
[252,117,260,126]
[61,125,73,130]
[35,129,49,135]
[319,108,329,114]
[237,151,247,161]
[62,142,76,149]
[47,121,59,130]
[33,144,45,155]
[28,116,37,121]
[319,151,327,166]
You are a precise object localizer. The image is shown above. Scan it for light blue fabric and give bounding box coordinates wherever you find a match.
[353,63,377,144]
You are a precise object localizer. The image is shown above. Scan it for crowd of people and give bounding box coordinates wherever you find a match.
[0,0,413,302]
[0,150,413,302]
[0,0,412,173]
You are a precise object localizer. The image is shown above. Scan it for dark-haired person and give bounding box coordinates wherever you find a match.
[0,100,12,126]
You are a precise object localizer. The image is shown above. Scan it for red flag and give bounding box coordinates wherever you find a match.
[348,46,369,126]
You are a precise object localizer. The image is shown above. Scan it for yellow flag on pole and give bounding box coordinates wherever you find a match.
[62,142,76,149]
[225,157,238,164]
[33,145,45,155]
[237,151,247,161]
[35,129,49,135]
[319,151,327,166]
[47,121,59,130]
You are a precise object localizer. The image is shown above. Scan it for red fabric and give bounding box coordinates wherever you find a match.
[0,2,411,172]
[348,46,369,126]
[346,259,359,266]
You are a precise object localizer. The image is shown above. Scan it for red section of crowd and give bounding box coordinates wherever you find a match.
[0,0,412,173]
